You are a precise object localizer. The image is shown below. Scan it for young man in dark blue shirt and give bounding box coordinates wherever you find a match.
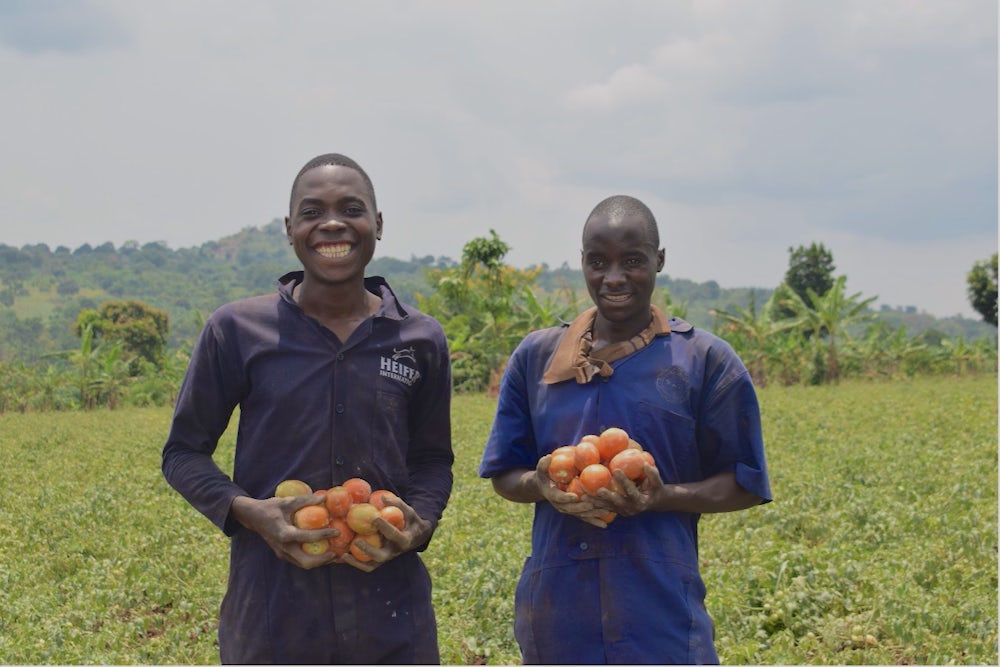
[163,153,454,663]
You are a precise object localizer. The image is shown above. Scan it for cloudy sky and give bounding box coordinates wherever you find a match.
[0,0,995,318]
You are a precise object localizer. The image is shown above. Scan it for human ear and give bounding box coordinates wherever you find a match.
[284,216,293,245]
[375,213,383,241]
[656,248,665,272]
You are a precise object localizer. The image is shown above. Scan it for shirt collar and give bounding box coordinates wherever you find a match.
[277,271,407,321]
[542,305,671,385]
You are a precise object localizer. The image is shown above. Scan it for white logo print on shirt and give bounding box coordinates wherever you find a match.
[392,346,417,363]
[380,348,421,387]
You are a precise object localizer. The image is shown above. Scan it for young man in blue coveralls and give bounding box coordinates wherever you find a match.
[162,153,454,664]
[479,195,772,664]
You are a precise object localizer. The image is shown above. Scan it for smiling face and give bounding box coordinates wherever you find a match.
[285,164,383,289]
[581,211,665,342]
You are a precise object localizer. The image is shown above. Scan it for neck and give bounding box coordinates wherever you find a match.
[591,310,652,349]
[294,276,378,320]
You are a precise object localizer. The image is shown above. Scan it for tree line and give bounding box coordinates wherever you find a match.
[0,226,994,411]
[418,236,996,392]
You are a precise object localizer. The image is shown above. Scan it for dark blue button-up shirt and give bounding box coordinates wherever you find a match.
[163,272,453,663]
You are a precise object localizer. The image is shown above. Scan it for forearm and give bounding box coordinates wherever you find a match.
[162,445,247,533]
[652,471,763,514]
[491,467,543,503]
[404,458,453,549]
[228,494,259,530]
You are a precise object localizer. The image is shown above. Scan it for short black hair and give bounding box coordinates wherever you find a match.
[289,153,377,214]
[584,195,659,248]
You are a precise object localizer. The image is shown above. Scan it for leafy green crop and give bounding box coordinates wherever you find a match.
[702,377,998,664]
[0,377,995,664]
[0,409,231,663]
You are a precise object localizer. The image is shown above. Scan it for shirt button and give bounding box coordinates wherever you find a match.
[335,403,345,414]
[335,457,344,466]
[337,353,345,361]
[579,542,588,551]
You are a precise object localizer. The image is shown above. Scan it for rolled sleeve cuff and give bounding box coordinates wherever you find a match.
[735,460,772,504]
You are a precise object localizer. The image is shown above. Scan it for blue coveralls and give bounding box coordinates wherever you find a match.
[480,317,772,665]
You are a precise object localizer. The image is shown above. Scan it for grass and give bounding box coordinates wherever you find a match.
[0,375,995,664]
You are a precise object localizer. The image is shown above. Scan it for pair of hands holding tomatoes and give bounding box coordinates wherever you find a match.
[533,453,668,528]
[230,493,433,572]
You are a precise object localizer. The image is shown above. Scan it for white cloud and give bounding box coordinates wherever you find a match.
[566,63,668,111]
[0,0,994,320]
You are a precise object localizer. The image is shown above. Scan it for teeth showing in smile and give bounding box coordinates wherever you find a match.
[604,294,630,302]
[315,243,351,259]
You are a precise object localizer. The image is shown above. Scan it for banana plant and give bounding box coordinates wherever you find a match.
[712,291,800,387]
[777,276,877,384]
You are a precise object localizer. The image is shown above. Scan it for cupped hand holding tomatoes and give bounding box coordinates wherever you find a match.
[592,456,666,517]
[231,492,339,570]
[533,453,612,528]
[536,428,664,525]
[339,493,434,573]
[260,478,434,572]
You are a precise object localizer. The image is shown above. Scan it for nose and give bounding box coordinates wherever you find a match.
[318,216,347,230]
[603,262,627,287]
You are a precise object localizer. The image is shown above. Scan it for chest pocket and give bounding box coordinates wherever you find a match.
[635,401,701,484]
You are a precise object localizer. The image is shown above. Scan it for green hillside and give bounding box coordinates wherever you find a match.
[0,220,993,363]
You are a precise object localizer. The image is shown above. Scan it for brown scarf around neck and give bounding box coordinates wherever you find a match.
[542,306,671,384]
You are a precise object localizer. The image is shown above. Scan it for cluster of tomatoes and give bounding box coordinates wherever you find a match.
[546,427,655,525]
[274,478,405,562]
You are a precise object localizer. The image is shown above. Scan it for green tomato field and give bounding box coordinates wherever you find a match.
[0,376,995,664]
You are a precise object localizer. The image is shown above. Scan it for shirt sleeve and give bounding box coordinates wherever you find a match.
[696,346,772,503]
[161,314,249,534]
[479,337,542,478]
[403,320,455,532]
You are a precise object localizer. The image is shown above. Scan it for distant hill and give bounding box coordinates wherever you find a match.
[0,220,994,363]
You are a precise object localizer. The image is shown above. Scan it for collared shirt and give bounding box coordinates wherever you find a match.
[162,271,453,664]
[480,313,771,664]
[542,305,672,384]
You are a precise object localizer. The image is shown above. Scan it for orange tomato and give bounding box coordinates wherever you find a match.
[369,489,399,511]
[548,450,578,485]
[342,477,372,504]
[274,479,312,498]
[293,504,330,530]
[346,502,380,536]
[327,517,354,555]
[379,505,405,530]
[566,476,586,500]
[579,463,613,495]
[301,540,330,555]
[596,427,630,463]
[349,533,383,562]
[609,448,647,482]
[573,440,601,471]
[553,445,577,457]
[324,486,353,518]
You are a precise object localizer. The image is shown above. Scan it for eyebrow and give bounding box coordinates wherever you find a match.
[584,247,652,256]
[296,195,368,209]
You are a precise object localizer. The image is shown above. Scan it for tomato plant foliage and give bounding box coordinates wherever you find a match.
[0,377,995,664]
